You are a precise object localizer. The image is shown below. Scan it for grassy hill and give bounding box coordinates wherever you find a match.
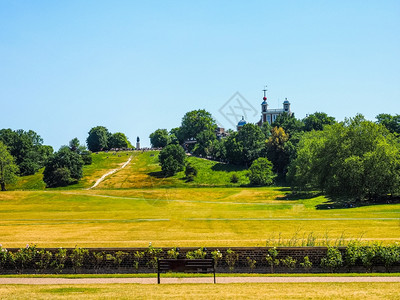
[2,150,400,248]
[8,151,250,190]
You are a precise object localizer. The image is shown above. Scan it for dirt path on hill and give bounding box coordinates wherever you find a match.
[1,276,399,285]
[87,155,133,190]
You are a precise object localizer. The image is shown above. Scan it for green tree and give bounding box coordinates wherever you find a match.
[0,141,19,191]
[288,114,400,200]
[248,157,275,186]
[266,127,290,177]
[180,109,217,140]
[224,132,244,165]
[149,129,170,148]
[376,113,400,135]
[236,124,265,166]
[272,113,304,136]
[86,126,111,152]
[108,132,132,149]
[193,129,217,157]
[303,112,336,131]
[0,129,51,175]
[159,144,186,176]
[43,147,84,187]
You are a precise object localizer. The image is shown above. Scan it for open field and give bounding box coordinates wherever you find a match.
[1,151,399,247]
[1,188,399,247]
[0,282,399,299]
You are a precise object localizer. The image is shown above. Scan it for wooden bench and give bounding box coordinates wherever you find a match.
[157,259,215,284]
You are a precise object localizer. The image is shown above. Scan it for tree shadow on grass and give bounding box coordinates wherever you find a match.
[314,195,400,210]
[147,171,167,178]
[276,189,323,201]
[211,163,247,172]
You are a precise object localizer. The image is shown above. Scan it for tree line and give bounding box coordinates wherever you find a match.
[0,126,133,190]
[151,110,400,202]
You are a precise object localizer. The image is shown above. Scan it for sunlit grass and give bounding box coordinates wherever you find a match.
[0,283,399,300]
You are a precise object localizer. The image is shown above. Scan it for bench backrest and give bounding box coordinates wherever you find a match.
[158,259,214,273]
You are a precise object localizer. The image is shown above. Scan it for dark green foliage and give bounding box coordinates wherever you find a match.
[236,124,265,166]
[300,256,313,272]
[281,256,297,270]
[70,247,89,273]
[43,147,84,187]
[133,251,145,270]
[0,129,53,175]
[108,132,132,149]
[149,129,170,148]
[51,248,68,274]
[272,113,304,136]
[159,144,186,176]
[35,249,53,273]
[0,141,19,191]
[185,162,197,180]
[320,247,343,272]
[69,138,92,165]
[166,248,179,259]
[246,256,256,271]
[230,173,239,183]
[193,129,217,157]
[248,157,275,186]
[303,112,336,131]
[180,109,217,141]
[146,245,163,269]
[86,126,111,152]
[289,114,400,200]
[376,113,400,134]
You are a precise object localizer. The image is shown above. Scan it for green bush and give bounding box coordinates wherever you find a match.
[225,249,239,271]
[113,251,128,270]
[146,245,163,269]
[92,251,105,274]
[281,256,297,271]
[186,247,207,259]
[246,256,256,272]
[70,247,89,274]
[166,247,179,259]
[211,250,223,268]
[35,249,53,274]
[320,247,343,272]
[51,248,68,274]
[299,256,313,272]
[265,247,280,273]
[132,251,145,270]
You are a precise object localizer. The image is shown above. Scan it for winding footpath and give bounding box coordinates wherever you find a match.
[87,155,133,190]
[1,276,399,285]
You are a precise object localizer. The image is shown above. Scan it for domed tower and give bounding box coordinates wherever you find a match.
[136,136,140,150]
[261,86,268,123]
[237,116,247,131]
[283,98,291,113]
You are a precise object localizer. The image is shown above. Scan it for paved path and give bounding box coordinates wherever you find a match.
[1,277,399,285]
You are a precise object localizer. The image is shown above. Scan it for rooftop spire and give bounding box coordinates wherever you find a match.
[262,85,267,101]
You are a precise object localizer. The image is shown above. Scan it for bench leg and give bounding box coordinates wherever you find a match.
[157,272,160,284]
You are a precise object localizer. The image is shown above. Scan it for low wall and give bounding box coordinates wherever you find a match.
[1,247,399,274]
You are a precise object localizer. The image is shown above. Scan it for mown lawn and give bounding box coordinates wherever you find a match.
[0,283,399,299]
[1,188,399,248]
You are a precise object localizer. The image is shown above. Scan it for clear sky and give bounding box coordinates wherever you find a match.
[1,0,399,149]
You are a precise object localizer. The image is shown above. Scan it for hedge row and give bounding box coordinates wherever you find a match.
[0,242,399,274]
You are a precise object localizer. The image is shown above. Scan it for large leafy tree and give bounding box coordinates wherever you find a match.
[149,129,170,148]
[288,114,400,200]
[266,127,290,178]
[272,113,304,136]
[193,129,217,157]
[86,126,111,152]
[180,109,217,141]
[303,112,336,131]
[0,129,53,175]
[0,141,19,191]
[236,124,265,166]
[376,113,400,135]
[248,157,275,186]
[69,138,92,165]
[158,144,186,176]
[108,132,132,149]
[224,132,244,165]
[43,147,84,187]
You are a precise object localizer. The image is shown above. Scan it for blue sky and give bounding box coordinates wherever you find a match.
[1,0,399,149]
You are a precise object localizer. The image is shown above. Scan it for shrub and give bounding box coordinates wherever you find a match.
[320,247,343,272]
[14,244,37,273]
[225,249,239,271]
[211,250,223,268]
[300,256,313,272]
[70,247,89,274]
[159,144,186,176]
[248,157,275,186]
[92,251,105,274]
[185,163,198,181]
[246,257,256,272]
[146,245,163,269]
[113,251,128,270]
[361,244,379,273]
[51,248,68,274]
[186,248,207,259]
[35,249,53,274]
[230,173,239,183]
[281,256,297,271]
[166,248,179,259]
[265,247,280,273]
[344,241,364,270]
[377,244,400,272]
[133,251,145,270]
